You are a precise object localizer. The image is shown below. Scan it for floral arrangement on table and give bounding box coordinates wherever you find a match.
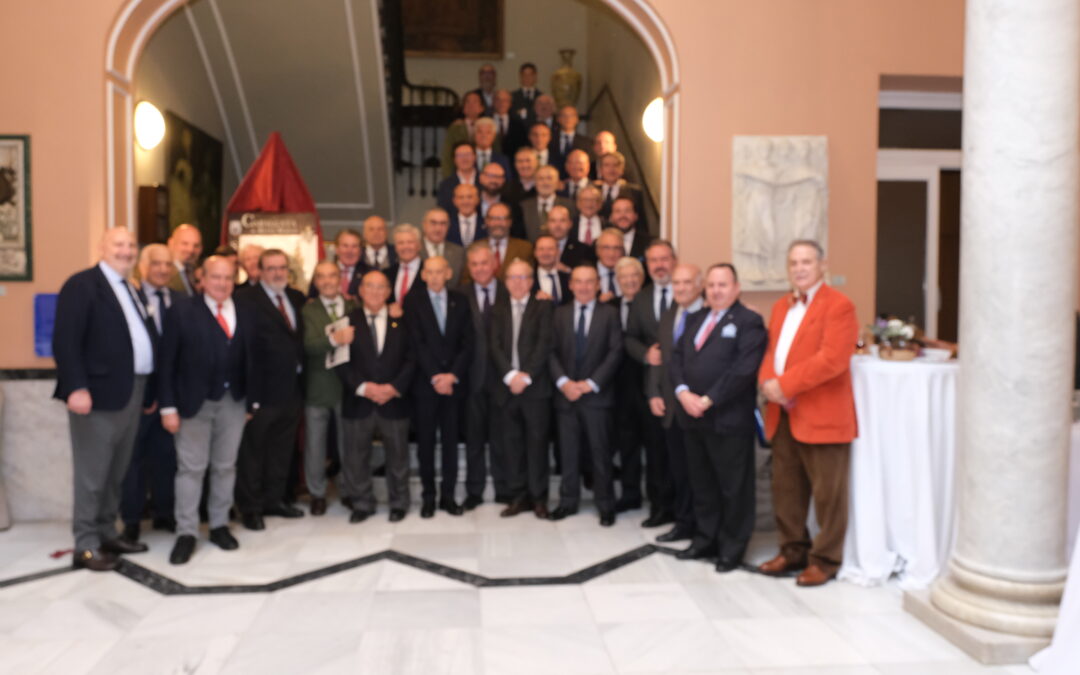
[869,316,920,361]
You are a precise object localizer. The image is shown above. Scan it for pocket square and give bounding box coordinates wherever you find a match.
[721,323,737,338]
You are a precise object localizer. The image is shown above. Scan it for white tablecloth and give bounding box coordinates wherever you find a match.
[839,355,959,589]
[1031,527,1080,673]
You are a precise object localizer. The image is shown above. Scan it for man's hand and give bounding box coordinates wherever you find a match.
[364,383,387,404]
[761,378,788,405]
[332,325,356,345]
[432,373,455,396]
[67,389,92,415]
[649,396,666,417]
[574,381,594,397]
[535,290,554,302]
[645,343,662,367]
[388,303,404,319]
[162,412,180,434]
[143,400,159,415]
[677,389,708,418]
[509,372,530,395]
[560,380,582,402]
[556,262,571,274]
[598,291,615,303]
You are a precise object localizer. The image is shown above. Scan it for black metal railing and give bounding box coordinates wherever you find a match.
[583,83,659,219]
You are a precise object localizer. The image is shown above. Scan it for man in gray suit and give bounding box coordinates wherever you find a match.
[166,224,202,297]
[518,165,573,242]
[420,208,465,285]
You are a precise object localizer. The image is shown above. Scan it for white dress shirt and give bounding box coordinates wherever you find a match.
[502,296,534,386]
[597,264,621,297]
[142,281,171,334]
[578,215,602,244]
[774,279,824,376]
[99,261,154,375]
[260,281,297,328]
[537,148,549,166]
[622,228,637,256]
[538,267,562,302]
[566,177,589,198]
[173,259,193,295]
[458,212,478,246]
[321,295,345,321]
[556,299,600,394]
[652,282,672,321]
[206,294,237,335]
[600,181,621,202]
[456,170,476,186]
[365,245,390,269]
[556,236,568,255]
[356,306,391,397]
[488,237,508,265]
[424,239,445,258]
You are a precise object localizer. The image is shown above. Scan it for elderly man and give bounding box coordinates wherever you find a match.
[302,261,357,516]
[463,203,532,282]
[551,106,592,178]
[596,151,646,218]
[575,186,606,248]
[506,147,539,205]
[532,234,570,305]
[519,165,573,242]
[53,227,157,570]
[474,117,510,176]
[547,205,595,271]
[468,62,497,114]
[511,62,542,120]
[491,259,554,519]
[449,183,485,248]
[559,150,592,199]
[238,243,264,287]
[757,240,858,587]
[387,223,425,307]
[420,207,465,284]
[158,255,255,564]
[595,228,625,302]
[119,244,178,544]
[549,265,623,526]
[493,88,526,158]
[167,224,202,296]
[360,215,396,273]
[437,142,479,212]
[532,94,556,131]
[528,123,553,167]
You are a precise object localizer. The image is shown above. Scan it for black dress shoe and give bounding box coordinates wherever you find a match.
[72,549,117,572]
[439,498,464,516]
[462,495,483,510]
[152,516,177,532]
[614,497,643,513]
[264,502,304,518]
[169,535,196,565]
[641,510,675,528]
[310,497,327,516]
[349,509,372,524]
[241,513,265,531]
[599,511,615,527]
[675,544,717,560]
[420,501,436,518]
[656,526,694,543]
[494,493,513,505]
[715,557,741,573]
[121,523,140,543]
[548,505,578,521]
[500,495,530,518]
[209,527,239,551]
[388,508,406,522]
[101,537,149,554]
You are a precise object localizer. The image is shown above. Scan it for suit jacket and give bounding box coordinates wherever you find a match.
[511,88,542,120]
[357,246,397,277]
[52,265,159,411]
[436,173,478,213]
[549,301,623,409]
[490,295,554,403]
[531,268,571,305]
[158,293,255,418]
[421,240,465,286]
[166,267,193,298]
[504,179,536,207]
[403,288,473,397]
[460,237,533,284]
[306,262,365,300]
[619,225,651,263]
[334,307,414,420]
[560,236,597,269]
[385,261,427,304]
[462,281,510,393]
[235,283,305,408]
[670,301,767,435]
[549,132,593,178]
[448,211,487,247]
[441,120,475,178]
[624,284,664,366]
[497,115,528,160]
[302,296,357,408]
[519,195,574,242]
[645,303,688,429]
[758,285,859,444]
[476,150,511,178]
[598,180,647,223]
[557,177,592,201]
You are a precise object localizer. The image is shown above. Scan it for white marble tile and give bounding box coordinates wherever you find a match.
[710,616,868,669]
[823,611,970,664]
[220,631,362,675]
[748,668,882,675]
[683,575,814,619]
[477,554,579,578]
[584,583,706,623]
[581,554,678,585]
[0,381,73,521]
[246,591,373,634]
[12,596,148,640]
[374,560,474,591]
[355,627,482,675]
[127,595,267,638]
[391,533,481,561]
[479,586,594,626]
[278,560,386,594]
[876,662,1034,674]
[482,622,616,675]
[293,532,392,564]
[599,619,746,672]
[0,637,116,675]
[87,634,238,675]
[792,579,904,617]
[366,589,480,629]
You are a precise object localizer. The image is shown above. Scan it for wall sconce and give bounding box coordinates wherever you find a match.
[642,97,664,143]
[134,101,165,150]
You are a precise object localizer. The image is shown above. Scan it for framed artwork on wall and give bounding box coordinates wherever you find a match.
[403,0,503,58]
[165,111,223,248]
[0,135,31,281]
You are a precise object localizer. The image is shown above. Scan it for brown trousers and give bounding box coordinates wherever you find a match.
[771,411,850,575]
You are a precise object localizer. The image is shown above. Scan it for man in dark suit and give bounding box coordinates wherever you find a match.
[335,271,415,522]
[468,63,497,116]
[609,198,650,263]
[385,224,425,307]
[420,207,466,285]
[165,224,201,297]
[491,259,554,519]
[550,106,593,178]
[548,265,623,526]
[505,148,539,206]
[670,264,767,571]
[437,143,479,212]
[474,118,511,178]
[644,263,704,542]
[462,203,533,283]
[519,166,573,242]
[493,89,527,159]
[597,151,648,229]
[309,228,365,299]
[359,215,397,274]
[158,256,255,564]
[625,241,678,526]
[558,150,592,200]
[461,242,511,508]
[532,235,571,305]
[448,184,486,248]
[511,62,541,121]
[404,256,473,518]
[546,206,596,270]
[233,248,306,529]
[609,258,649,514]
[528,123,553,168]
[53,227,157,570]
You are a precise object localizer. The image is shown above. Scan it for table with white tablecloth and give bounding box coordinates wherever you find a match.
[838,355,959,589]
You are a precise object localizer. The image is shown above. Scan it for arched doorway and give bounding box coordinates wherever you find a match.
[104,0,681,244]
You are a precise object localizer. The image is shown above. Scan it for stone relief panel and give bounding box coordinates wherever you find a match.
[732,136,828,290]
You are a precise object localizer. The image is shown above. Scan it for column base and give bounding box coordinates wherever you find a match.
[904,590,1049,665]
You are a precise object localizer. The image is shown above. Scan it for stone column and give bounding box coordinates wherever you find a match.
[906,0,1078,663]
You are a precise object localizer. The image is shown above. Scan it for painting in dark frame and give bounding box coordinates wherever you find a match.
[403,0,504,58]
[165,111,224,247]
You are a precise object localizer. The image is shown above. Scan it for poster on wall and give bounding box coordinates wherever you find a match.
[227,212,319,293]
[165,111,223,246]
[0,135,31,281]
[403,0,503,58]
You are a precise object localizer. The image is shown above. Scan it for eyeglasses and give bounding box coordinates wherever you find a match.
[505,275,531,282]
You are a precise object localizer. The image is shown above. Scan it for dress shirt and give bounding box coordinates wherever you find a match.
[556,236,568,255]
[556,299,600,394]
[99,261,154,375]
[458,212,479,246]
[424,239,445,258]
[559,132,574,155]
[496,114,510,136]
[537,148,549,166]
[520,179,536,192]
[600,182,621,202]
[538,267,561,302]
[477,148,492,169]
[338,262,356,286]
[320,294,346,346]
[488,237,508,266]
[456,171,476,186]
[621,228,637,256]
[481,196,500,218]
[356,306,390,397]
[207,294,238,335]
[260,281,297,328]
[473,279,498,310]
[393,258,421,298]
[675,306,729,395]
[578,215,602,244]
[143,282,170,334]
[365,245,390,269]
[597,264,621,297]
[774,279,824,376]
[173,259,193,295]
[536,194,555,219]
[502,296,534,386]
[619,296,632,330]
[653,282,672,321]
[673,298,704,342]
[566,177,589,198]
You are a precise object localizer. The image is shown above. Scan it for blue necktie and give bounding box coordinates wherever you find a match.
[674,309,688,342]
[548,273,560,303]
[575,304,588,376]
[659,287,669,318]
[433,293,446,335]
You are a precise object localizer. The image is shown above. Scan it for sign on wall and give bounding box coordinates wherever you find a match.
[0,135,31,281]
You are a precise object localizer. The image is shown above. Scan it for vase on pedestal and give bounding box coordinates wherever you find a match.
[551,49,582,108]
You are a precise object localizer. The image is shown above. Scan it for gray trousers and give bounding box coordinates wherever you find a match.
[340,413,410,512]
[174,396,247,536]
[304,403,344,498]
[68,376,147,552]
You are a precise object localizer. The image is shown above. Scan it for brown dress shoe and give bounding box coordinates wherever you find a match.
[533,503,549,519]
[500,496,530,518]
[796,564,835,587]
[72,549,118,572]
[310,497,327,516]
[758,553,806,577]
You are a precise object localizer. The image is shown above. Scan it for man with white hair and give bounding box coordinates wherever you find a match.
[387,223,425,307]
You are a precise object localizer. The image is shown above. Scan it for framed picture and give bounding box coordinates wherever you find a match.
[403,0,503,59]
[0,135,31,281]
[165,111,223,248]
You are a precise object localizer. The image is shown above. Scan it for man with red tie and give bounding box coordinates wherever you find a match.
[757,240,858,587]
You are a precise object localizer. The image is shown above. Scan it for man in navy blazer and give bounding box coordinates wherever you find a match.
[158,256,255,564]
[669,263,767,571]
[404,256,473,517]
[448,183,487,248]
[531,234,571,305]
[53,227,157,571]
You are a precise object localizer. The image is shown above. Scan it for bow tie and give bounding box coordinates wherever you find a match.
[792,292,809,305]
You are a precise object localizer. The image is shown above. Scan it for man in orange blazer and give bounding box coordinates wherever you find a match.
[757,240,858,587]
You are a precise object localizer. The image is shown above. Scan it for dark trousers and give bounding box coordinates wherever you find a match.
[415,390,462,502]
[465,391,506,499]
[556,404,614,512]
[643,413,672,511]
[684,427,755,560]
[340,412,410,512]
[235,395,301,514]
[502,396,551,501]
[613,388,647,503]
[665,424,695,532]
[771,411,851,575]
[120,410,176,527]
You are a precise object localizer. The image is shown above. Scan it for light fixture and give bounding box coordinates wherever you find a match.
[134,101,165,150]
[642,97,664,143]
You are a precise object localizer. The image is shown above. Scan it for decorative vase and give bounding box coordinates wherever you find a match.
[551,49,582,108]
[879,338,918,361]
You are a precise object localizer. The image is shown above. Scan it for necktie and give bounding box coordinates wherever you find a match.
[561,133,570,155]
[548,273,560,303]
[368,313,380,354]
[433,293,446,335]
[606,269,614,295]
[540,201,549,224]
[327,301,339,322]
[479,151,489,169]
[399,265,410,300]
[674,309,688,342]
[569,182,577,198]
[216,302,232,339]
[481,286,492,331]
[122,280,155,340]
[583,218,593,245]
[511,301,524,370]
[462,216,474,246]
[340,266,351,296]
[154,289,165,333]
[696,312,719,351]
[276,294,293,330]
[659,287,669,318]
[574,304,588,376]
[493,241,502,268]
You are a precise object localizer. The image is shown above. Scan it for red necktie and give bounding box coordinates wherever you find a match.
[276,294,293,330]
[340,266,351,296]
[399,265,409,300]
[583,219,593,245]
[216,302,232,339]
[695,313,719,351]
[494,241,502,268]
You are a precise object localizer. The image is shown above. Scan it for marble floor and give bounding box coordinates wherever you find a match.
[0,502,1036,675]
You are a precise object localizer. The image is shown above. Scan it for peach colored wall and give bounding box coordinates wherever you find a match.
[0,0,964,368]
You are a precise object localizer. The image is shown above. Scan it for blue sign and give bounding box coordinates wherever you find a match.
[34,293,57,358]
